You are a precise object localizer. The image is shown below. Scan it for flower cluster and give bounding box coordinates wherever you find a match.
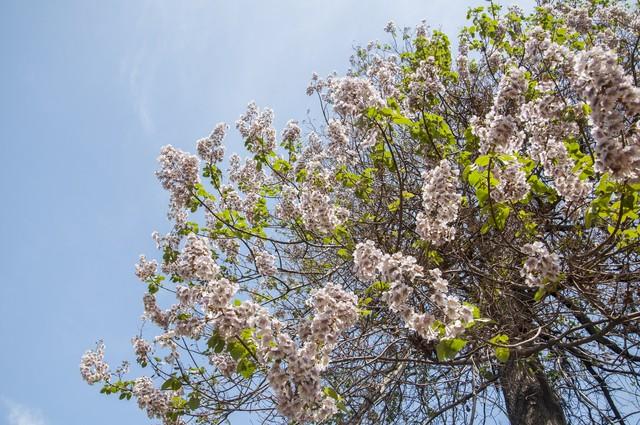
[135,255,158,281]
[281,120,301,145]
[143,293,169,328]
[416,159,461,245]
[306,282,359,354]
[132,376,182,425]
[521,94,592,204]
[520,241,561,288]
[132,336,152,365]
[472,67,527,155]
[275,185,300,221]
[407,57,443,111]
[80,341,110,385]
[228,154,266,193]
[266,283,358,422]
[196,122,227,164]
[367,55,401,99]
[300,185,348,234]
[209,353,237,378]
[574,46,640,179]
[327,76,384,116]
[235,101,277,155]
[254,249,277,276]
[176,234,219,281]
[353,241,473,340]
[326,120,353,164]
[492,160,529,203]
[156,145,200,219]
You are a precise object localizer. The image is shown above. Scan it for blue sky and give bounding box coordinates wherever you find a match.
[0,1,533,424]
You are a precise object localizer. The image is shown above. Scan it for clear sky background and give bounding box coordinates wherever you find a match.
[0,1,533,424]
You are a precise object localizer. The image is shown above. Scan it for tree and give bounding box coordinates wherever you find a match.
[81,1,640,424]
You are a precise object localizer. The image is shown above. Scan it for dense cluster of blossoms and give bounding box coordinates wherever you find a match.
[472,67,527,155]
[133,376,183,424]
[155,145,200,219]
[228,154,265,193]
[407,56,443,111]
[131,237,360,423]
[520,92,592,204]
[235,101,277,155]
[366,55,401,99]
[196,122,227,164]
[266,283,359,422]
[353,240,473,339]
[300,183,348,234]
[135,255,158,281]
[176,233,219,281]
[327,120,353,164]
[520,242,562,289]
[574,46,640,179]
[492,160,529,203]
[208,353,236,377]
[254,249,276,276]
[281,119,301,145]
[416,159,461,245]
[80,341,110,385]
[326,76,384,116]
[132,336,152,365]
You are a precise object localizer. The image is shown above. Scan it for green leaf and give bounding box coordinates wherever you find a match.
[187,393,200,410]
[228,342,247,360]
[323,386,340,400]
[475,155,491,167]
[171,396,187,409]
[534,286,547,302]
[387,199,401,213]
[489,334,510,363]
[435,338,467,361]
[337,248,351,260]
[161,376,182,391]
[236,357,256,379]
[463,302,481,319]
[207,333,225,353]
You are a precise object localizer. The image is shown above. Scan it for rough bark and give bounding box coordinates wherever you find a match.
[500,356,567,425]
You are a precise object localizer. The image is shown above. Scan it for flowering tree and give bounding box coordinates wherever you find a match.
[81,1,640,424]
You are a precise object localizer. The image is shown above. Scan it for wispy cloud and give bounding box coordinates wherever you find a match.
[2,398,46,425]
[120,0,158,134]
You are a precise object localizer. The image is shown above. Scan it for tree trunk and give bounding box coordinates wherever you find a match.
[500,356,567,425]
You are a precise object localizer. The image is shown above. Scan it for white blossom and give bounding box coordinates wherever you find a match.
[132,336,152,365]
[574,45,640,179]
[176,233,219,281]
[135,255,158,281]
[520,241,561,288]
[80,341,110,384]
[327,76,384,116]
[493,161,529,203]
[156,145,200,219]
[255,249,277,276]
[235,101,277,155]
[416,159,461,245]
[196,122,227,164]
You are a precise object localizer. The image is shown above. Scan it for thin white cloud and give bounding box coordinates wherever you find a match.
[2,398,46,425]
[120,0,157,134]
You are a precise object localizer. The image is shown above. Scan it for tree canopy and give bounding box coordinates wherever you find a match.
[81,1,640,424]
